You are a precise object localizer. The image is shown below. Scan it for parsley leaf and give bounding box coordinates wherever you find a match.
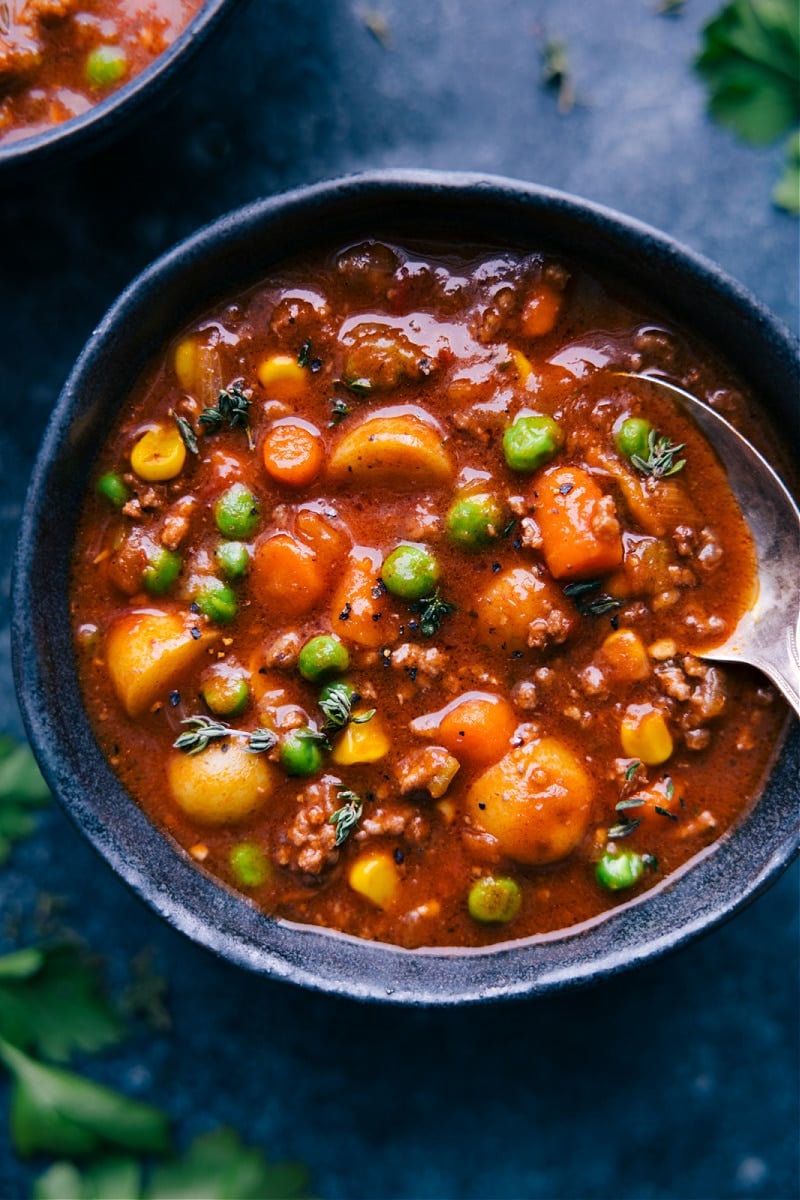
[0,737,50,866]
[696,0,800,146]
[148,1127,311,1199]
[0,943,124,1063]
[773,128,800,212]
[34,1128,311,1200]
[0,1037,170,1158]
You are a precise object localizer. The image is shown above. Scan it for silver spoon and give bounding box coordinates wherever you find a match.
[622,372,800,719]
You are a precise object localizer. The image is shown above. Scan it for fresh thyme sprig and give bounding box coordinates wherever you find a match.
[631,430,686,479]
[328,790,364,847]
[410,589,456,638]
[563,580,622,618]
[318,683,375,738]
[173,716,277,756]
[199,382,255,450]
[328,398,351,426]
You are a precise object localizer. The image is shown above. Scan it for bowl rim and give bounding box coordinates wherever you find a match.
[12,169,800,1005]
[0,0,237,177]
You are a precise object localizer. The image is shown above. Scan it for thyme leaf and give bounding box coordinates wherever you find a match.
[173,717,277,756]
[199,382,254,450]
[328,398,351,426]
[328,790,364,847]
[173,413,198,456]
[607,817,642,840]
[318,683,375,738]
[631,429,687,478]
[563,580,622,618]
[409,589,456,638]
[297,340,312,367]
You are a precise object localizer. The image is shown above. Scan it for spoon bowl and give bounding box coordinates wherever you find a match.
[624,372,800,718]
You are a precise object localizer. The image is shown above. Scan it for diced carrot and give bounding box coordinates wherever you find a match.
[521,282,562,337]
[251,533,327,617]
[294,508,350,572]
[437,692,518,767]
[330,555,400,648]
[262,422,324,487]
[533,465,623,581]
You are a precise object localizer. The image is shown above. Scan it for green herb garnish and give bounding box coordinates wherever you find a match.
[631,429,687,478]
[328,397,351,426]
[173,413,198,456]
[318,682,375,737]
[328,790,365,847]
[563,580,622,618]
[409,589,456,637]
[0,738,50,866]
[199,383,255,450]
[541,37,576,113]
[696,0,800,213]
[607,817,642,840]
[173,717,277,756]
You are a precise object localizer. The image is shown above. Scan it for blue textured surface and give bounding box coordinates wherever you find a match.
[0,1,798,1196]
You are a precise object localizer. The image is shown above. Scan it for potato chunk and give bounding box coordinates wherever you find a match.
[466,737,593,864]
[168,744,273,826]
[476,567,575,653]
[328,414,452,490]
[106,610,218,717]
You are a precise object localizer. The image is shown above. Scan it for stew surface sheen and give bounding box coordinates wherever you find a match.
[70,240,786,949]
[0,0,203,144]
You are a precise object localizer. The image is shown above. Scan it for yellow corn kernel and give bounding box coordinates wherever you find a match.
[331,712,390,765]
[601,629,650,682]
[257,354,307,400]
[620,706,673,766]
[348,851,399,909]
[173,337,197,390]
[130,425,186,481]
[509,348,533,384]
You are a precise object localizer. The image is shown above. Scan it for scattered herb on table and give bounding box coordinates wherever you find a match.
[361,7,393,49]
[696,0,800,213]
[0,737,50,866]
[541,37,576,113]
[34,1127,312,1200]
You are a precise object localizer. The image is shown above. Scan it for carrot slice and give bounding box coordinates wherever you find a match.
[251,533,327,617]
[437,693,518,767]
[330,555,400,648]
[262,422,324,487]
[533,465,623,580]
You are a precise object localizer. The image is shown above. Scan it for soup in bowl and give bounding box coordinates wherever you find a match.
[13,172,800,1002]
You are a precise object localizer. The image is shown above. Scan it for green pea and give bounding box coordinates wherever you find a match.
[230,842,271,888]
[596,850,645,891]
[502,414,564,472]
[615,417,653,461]
[216,540,250,580]
[446,492,504,548]
[193,578,237,624]
[381,544,440,600]
[298,635,350,682]
[85,45,128,88]
[280,728,326,777]
[96,471,130,509]
[142,545,181,595]
[468,876,522,924]
[214,483,260,538]
[201,670,250,716]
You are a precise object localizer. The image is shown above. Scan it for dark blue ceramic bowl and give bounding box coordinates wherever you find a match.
[0,0,237,182]
[12,171,800,1004]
